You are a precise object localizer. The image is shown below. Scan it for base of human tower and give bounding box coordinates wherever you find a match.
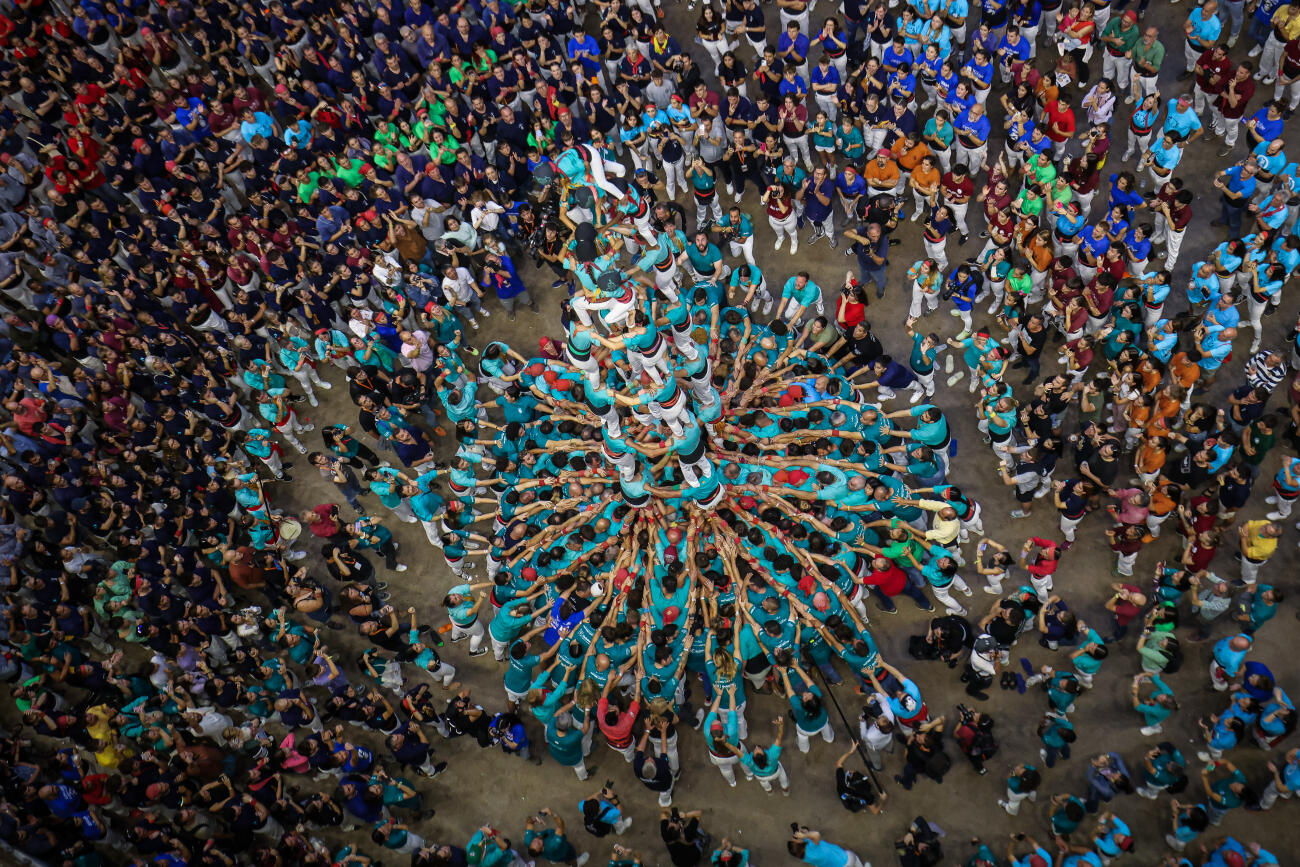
[491,286,885,714]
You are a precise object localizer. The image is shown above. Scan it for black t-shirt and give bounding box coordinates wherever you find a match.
[660,818,703,867]
[836,767,878,811]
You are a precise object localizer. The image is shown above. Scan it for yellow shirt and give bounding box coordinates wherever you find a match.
[1242,520,1278,561]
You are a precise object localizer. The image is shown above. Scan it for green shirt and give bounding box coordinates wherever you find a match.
[1100,18,1141,54]
[1130,38,1165,75]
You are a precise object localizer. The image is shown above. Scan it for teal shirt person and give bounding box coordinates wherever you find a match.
[466,830,514,867]
[1050,794,1085,836]
[504,651,540,694]
[686,241,724,276]
[489,596,537,644]
[1136,675,1175,727]
[787,677,829,733]
[523,827,578,863]
[716,211,754,239]
[1041,715,1074,749]
[544,718,585,767]
[909,334,938,374]
[908,405,949,447]
[781,275,823,307]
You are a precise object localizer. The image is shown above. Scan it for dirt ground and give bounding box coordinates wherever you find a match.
[272,13,1300,865]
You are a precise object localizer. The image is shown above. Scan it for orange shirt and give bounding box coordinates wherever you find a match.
[910,164,941,192]
[1170,353,1201,389]
[863,158,900,189]
[1025,236,1054,272]
[896,141,931,172]
[1135,442,1166,474]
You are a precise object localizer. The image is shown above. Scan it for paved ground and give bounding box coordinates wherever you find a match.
[274,11,1300,865]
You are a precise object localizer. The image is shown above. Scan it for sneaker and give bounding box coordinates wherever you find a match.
[982,586,1000,594]
[725,183,734,195]
[1010,509,1029,518]
[789,240,798,254]
[577,855,590,867]
[470,319,480,330]
[480,308,491,317]
[277,474,294,482]
[1249,44,1263,57]
[1123,96,1134,105]
[1218,146,1235,157]
[295,443,308,454]
[308,395,319,407]
[774,235,784,251]
[299,424,315,432]
[469,647,488,656]
[1196,751,1213,763]
[395,564,409,572]
[827,236,838,248]
[1267,496,1280,506]
[762,299,774,315]
[287,550,307,561]
[957,233,969,245]
[807,228,824,245]
[1039,748,1048,762]
[1227,35,1237,47]
[317,381,333,390]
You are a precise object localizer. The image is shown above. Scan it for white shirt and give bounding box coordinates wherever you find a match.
[442,267,477,303]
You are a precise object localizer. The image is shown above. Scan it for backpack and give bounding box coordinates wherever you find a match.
[1162,637,1184,674]
[581,800,616,837]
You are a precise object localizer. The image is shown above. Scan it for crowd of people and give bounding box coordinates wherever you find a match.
[0,0,1299,861]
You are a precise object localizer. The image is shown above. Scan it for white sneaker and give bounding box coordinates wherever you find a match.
[762,299,774,315]
[1249,44,1263,57]
[1266,496,1278,505]
[982,586,1000,594]
[308,395,319,407]
[316,381,333,390]
[774,236,784,251]
[470,319,480,330]
[300,424,315,432]
[725,184,734,195]
[287,550,307,561]
[480,308,491,317]
[789,239,798,254]
[295,443,308,454]
[577,855,590,867]
[395,564,409,572]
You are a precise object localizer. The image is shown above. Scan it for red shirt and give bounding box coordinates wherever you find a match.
[1214,76,1255,119]
[940,173,973,202]
[1044,103,1076,142]
[863,563,908,597]
[1195,49,1233,94]
[596,697,639,747]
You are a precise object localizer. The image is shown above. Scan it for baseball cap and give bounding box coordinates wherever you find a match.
[1122,9,1137,20]
[877,147,891,157]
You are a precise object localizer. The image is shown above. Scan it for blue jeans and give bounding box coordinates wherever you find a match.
[1248,16,1271,47]
[1042,743,1071,767]
[853,245,888,296]
[1221,196,1246,236]
[869,582,933,612]
[1218,0,1244,39]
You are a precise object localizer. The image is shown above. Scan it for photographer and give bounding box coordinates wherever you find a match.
[579,783,632,836]
[953,705,998,775]
[895,816,943,867]
[835,740,886,814]
[787,825,867,867]
[524,808,588,867]
[660,807,708,867]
